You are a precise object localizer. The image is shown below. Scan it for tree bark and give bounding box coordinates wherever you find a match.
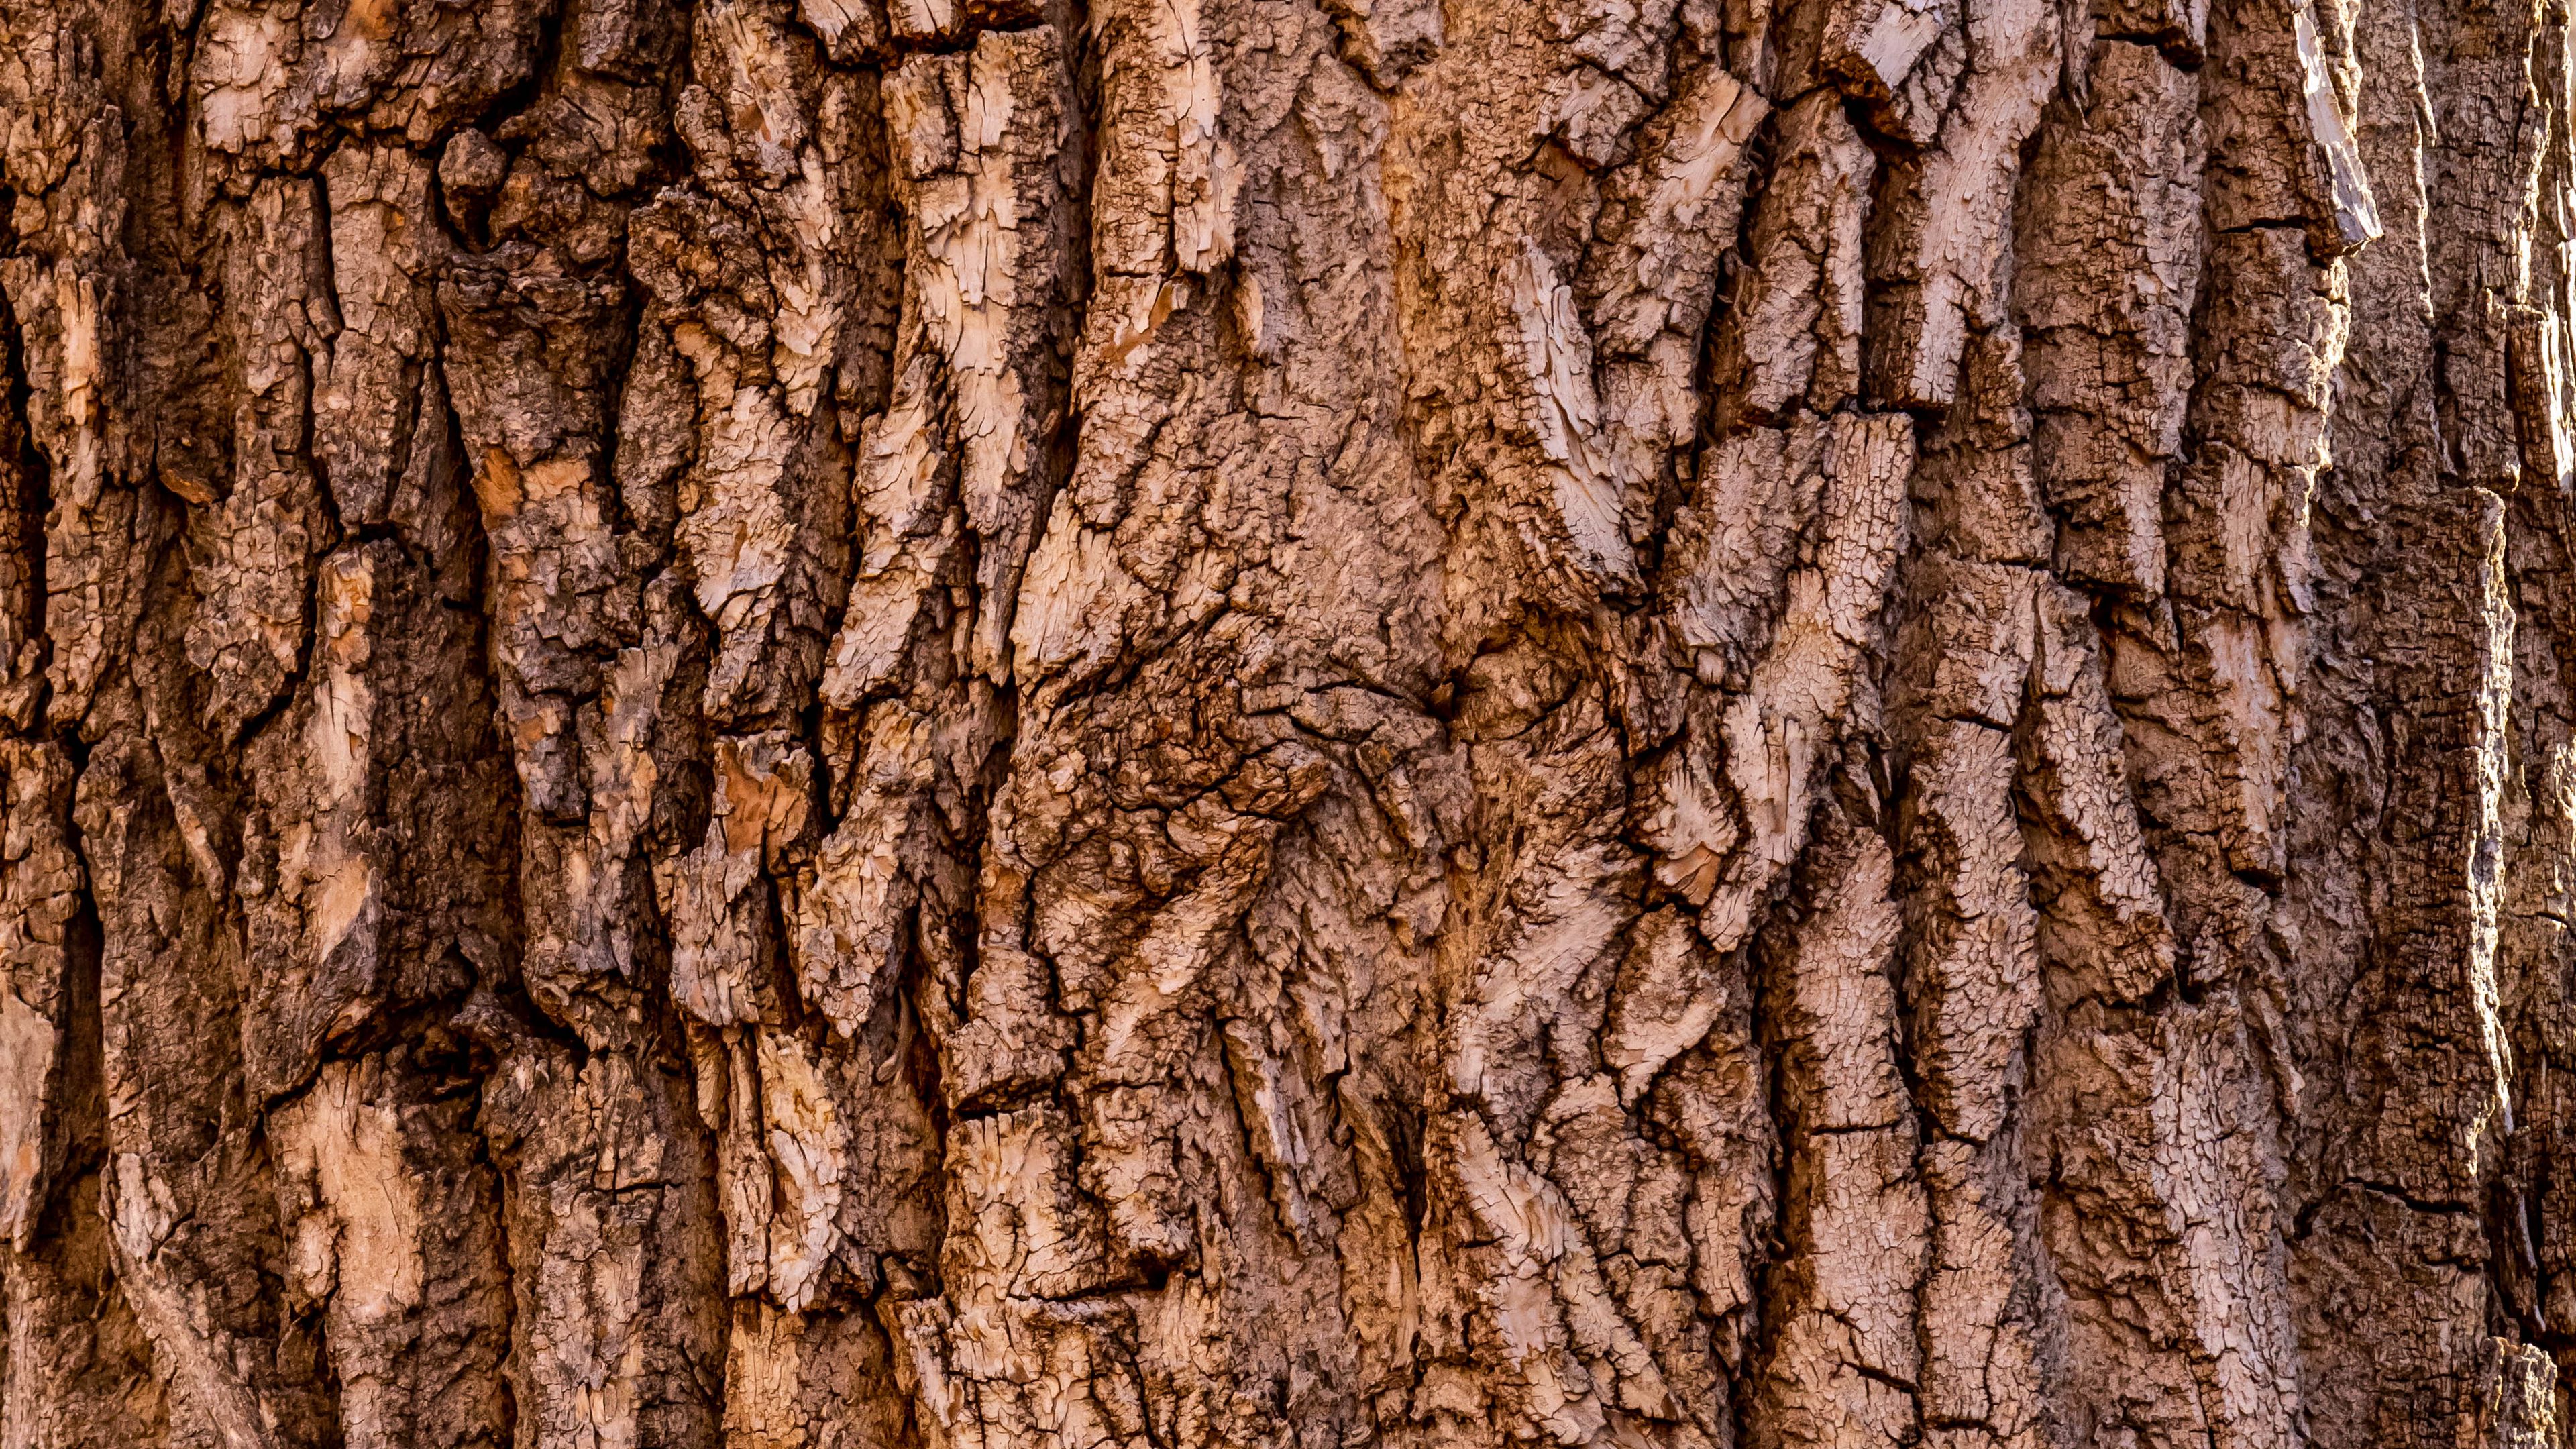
[0,0,2565,1443]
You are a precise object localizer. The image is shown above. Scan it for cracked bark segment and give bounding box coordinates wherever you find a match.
[892,1102,1138,1449]
[1031,702,1328,1273]
[1901,719,2039,1143]
[2023,169,2325,1420]
[191,0,551,171]
[1603,906,1739,1107]
[1434,1100,1707,1448]
[229,258,503,1102]
[236,535,501,1102]
[1673,413,1913,947]
[1576,64,1769,539]
[1644,409,1865,912]
[1754,808,1927,1449]
[1232,711,1457,1415]
[736,1024,851,1309]
[2146,1008,2301,1449]
[439,248,634,838]
[1320,0,1445,85]
[1711,92,1874,426]
[1530,1077,1733,1445]
[657,0,883,593]
[2046,174,2341,1449]
[1777,0,1965,148]
[0,6,112,213]
[2129,222,2343,896]
[14,245,146,737]
[1908,325,2054,571]
[878,0,1038,44]
[186,175,333,745]
[535,574,709,1008]
[677,755,938,1315]
[797,28,1077,1049]
[683,938,938,1320]
[1894,555,2037,732]
[931,0,1444,1424]
[2096,0,2206,52]
[1442,720,1629,1142]
[722,1299,918,1449]
[0,739,80,1248]
[667,729,812,1031]
[2019,585,2176,1004]
[1424,651,1695,1447]
[2475,1339,2560,1448]
[1862,0,2059,410]
[0,276,48,730]
[268,1053,510,1449]
[2277,0,2564,1419]
[793,701,962,1037]
[1888,355,2053,1449]
[1091,0,1241,284]
[1314,41,1673,1360]
[2065,100,2349,1449]
[437,0,698,1082]
[1505,235,1642,584]
[3,1172,169,1448]
[1464,58,1770,595]
[978,38,1444,1429]
[2035,998,2302,1449]
[637,193,852,727]
[1386,0,1703,630]
[1644,1000,1778,1393]
[2508,302,2575,493]
[496,0,684,201]
[313,144,445,529]
[2200,0,2381,257]
[2328,486,2523,1201]
[1663,419,1829,706]
[1915,1138,2041,1449]
[80,714,339,1449]
[2014,39,2202,596]
[0,25,144,741]
[480,1040,728,1449]
[1025,0,1428,690]
[865,30,1077,687]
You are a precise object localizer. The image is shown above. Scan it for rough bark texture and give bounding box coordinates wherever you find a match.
[0,0,2571,1442]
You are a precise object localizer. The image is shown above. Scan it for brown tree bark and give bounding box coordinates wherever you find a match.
[0,0,2566,1442]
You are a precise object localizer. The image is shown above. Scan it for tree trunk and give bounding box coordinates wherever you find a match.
[0,0,2565,1442]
